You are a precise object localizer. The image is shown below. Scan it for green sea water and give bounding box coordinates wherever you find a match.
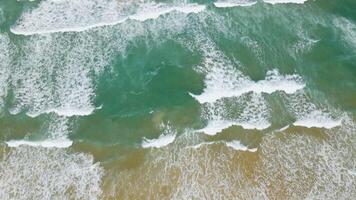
[0,0,355,199]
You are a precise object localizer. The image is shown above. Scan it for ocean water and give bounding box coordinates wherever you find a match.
[0,0,355,199]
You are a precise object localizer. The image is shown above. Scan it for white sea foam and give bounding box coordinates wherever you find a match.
[127,4,205,22]
[197,120,235,135]
[11,0,205,35]
[6,138,73,148]
[293,110,342,129]
[263,0,308,4]
[0,34,12,111]
[190,37,304,104]
[237,93,271,129]
[213,0,307,8]
[198,117,270,135]
[333,17,356,50]
[198,91,271,135]
[192,70,305,103]
[226,140,257,152]
[283,91,342,129]
[11,33,103,117]
[191,68,305,104]
[214,1,257,8]
[11,2,194,117]
[26,107,96,118]
[191,39,272,135]
[0,146,103,200]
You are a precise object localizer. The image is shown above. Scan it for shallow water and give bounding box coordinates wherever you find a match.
[0,0,355,199]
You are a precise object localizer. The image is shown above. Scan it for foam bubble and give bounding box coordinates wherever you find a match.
[0,146,103,200]
[225,140,257,152]
[11,0,205,35]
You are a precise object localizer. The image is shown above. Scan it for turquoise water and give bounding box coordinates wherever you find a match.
[0,0,355,199]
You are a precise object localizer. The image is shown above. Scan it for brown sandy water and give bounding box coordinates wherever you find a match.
[86,119,354,199]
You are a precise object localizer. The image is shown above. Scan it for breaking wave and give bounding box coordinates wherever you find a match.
[11,0,205,35]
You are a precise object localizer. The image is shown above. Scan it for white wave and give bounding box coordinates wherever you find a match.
[213,0,307,8]
[278,125,290,131]
[263,0,308,4]
[191,69,305,104]
[198,118,270,136]
[191,40,272,135]
[190,141,216,149]
[198,95,271,135]
[214,1,257,8]
[0,146,103,200]
[6,138,73,148]
[236,121,270,130]
[283,92,342,129]
[26,107,96,118]
[142,124,177,148]
[196,120,236,136]
[226,140,257,152]
[11,0,205,35]
[129,3,205,22]
[142,133,176,148]
[198,91,271,135]
[7,116,73,148]
[293,110,342,129]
